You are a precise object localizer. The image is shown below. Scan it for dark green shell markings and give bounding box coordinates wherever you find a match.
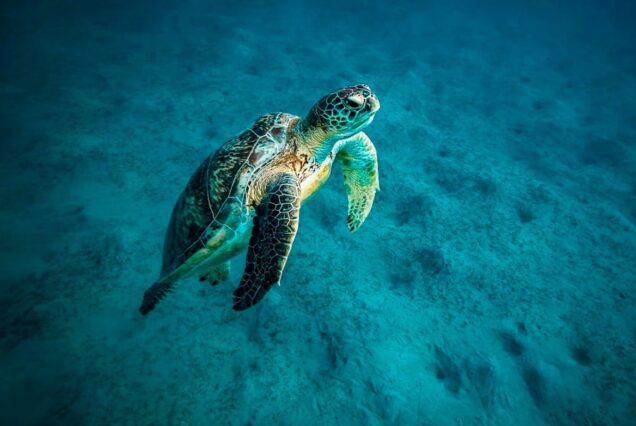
[160,113,294,277]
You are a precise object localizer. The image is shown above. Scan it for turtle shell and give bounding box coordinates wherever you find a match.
[160,112,298,276]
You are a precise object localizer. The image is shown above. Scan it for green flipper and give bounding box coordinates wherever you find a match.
[232,172,301,311]
[335,131,380,232]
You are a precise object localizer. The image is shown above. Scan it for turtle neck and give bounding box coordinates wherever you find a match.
[295,118,336,163]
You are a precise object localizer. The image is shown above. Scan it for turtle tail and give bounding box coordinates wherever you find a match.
[139,280,176,315]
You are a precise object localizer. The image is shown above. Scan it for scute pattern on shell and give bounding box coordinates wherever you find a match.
[160,113,296,277]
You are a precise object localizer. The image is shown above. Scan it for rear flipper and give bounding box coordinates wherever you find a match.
[199,262,231,286]
[139,280,176,315]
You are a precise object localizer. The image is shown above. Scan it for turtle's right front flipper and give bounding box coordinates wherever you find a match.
[232,172,301,311]
[334,131,379,232]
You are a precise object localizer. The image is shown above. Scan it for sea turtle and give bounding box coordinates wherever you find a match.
[139,84,380,314]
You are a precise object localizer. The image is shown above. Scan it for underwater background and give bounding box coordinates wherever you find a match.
[1,0,635,424]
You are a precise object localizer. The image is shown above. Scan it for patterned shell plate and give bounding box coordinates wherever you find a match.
[160,113,298,276]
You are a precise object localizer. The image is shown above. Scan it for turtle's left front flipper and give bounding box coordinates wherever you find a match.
[233,172,301,311]
[335,131,380,232]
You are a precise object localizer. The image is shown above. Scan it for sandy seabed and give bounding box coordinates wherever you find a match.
[0,1,635,425]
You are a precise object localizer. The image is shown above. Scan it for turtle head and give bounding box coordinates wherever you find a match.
[302,84,380,139]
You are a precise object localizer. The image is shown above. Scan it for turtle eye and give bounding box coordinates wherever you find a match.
[346,94,364,108]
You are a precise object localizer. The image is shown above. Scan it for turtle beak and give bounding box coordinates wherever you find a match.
[368,96,380,113]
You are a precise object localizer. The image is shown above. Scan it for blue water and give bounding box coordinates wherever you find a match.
[1,1,635,424]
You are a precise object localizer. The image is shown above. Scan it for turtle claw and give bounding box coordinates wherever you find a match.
[198,262,231,286]
[199,274,219,285]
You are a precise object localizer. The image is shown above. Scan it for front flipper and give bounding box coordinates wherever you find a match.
[335,131,380,232]
[232,172,301,311]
